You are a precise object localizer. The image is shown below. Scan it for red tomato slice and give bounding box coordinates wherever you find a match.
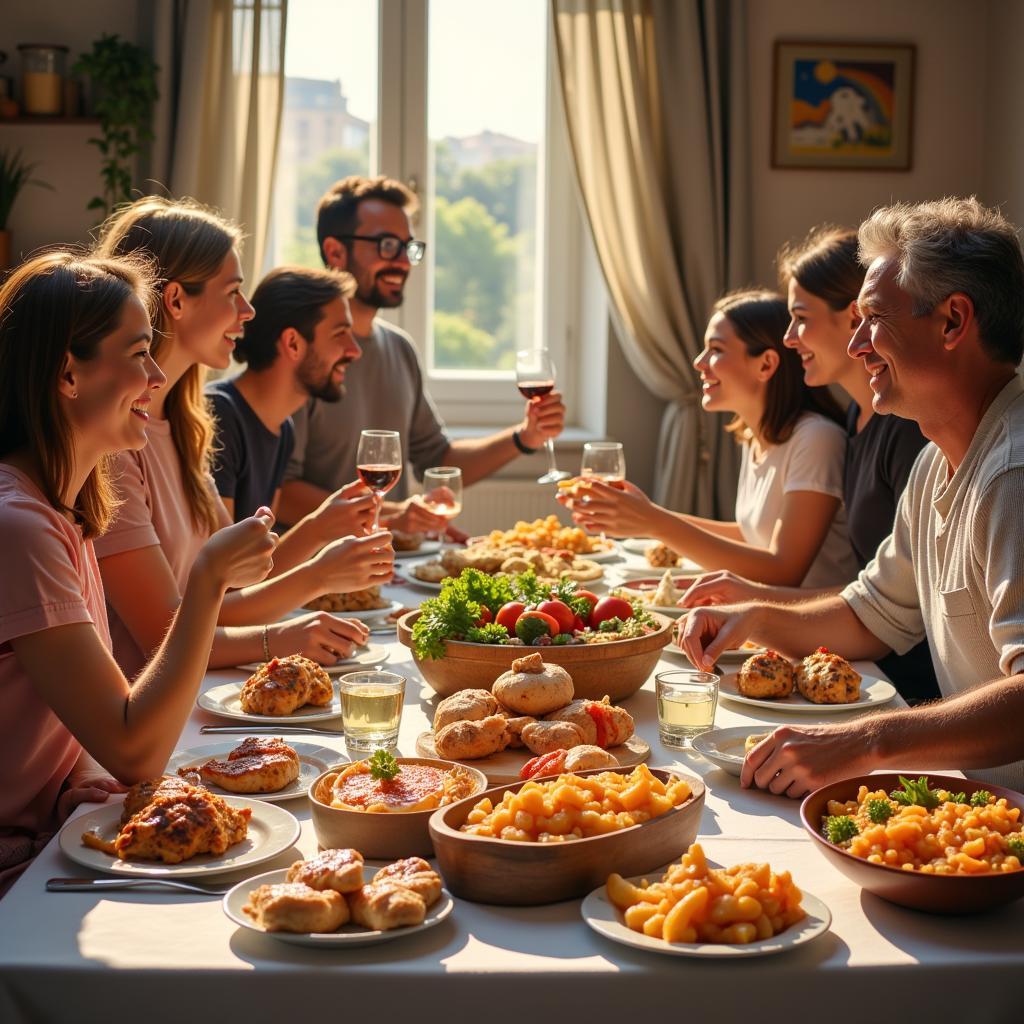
[519,750,568,780]
[586,702,614,748]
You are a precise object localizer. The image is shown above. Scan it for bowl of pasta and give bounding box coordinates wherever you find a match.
[801,772,1024,913]
[428,763,704,905]
[309,754,487,859]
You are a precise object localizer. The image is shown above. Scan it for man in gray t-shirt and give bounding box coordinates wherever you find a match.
[278,176,566,527]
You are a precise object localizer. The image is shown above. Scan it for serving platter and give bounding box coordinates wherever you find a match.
[222,866,454,947]
[238,642,390,675]
[717,671,897,714]
[414,732,651,784]
[166,741,346,803]
[59,798,300,878]
[197,680,344,724]
[581,874,831,958]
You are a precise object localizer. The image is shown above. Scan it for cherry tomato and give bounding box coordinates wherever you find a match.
[575,590,599,619]
[572,614,586,633]
[515,610,561,643]
[474,605,494,627]
[536,599,575,633]
[589,595,634,628]
[495,601,526,633]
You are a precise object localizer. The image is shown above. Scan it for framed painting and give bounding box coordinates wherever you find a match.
[772,41,915,170]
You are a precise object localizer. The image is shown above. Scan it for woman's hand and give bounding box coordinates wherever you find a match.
[268,612,370,664]
[312,530,394,592]
[567,479,658,538]
[383,497,452,537]
[679,570,767,608]
[308,480,377,540]
[196,506,278,591]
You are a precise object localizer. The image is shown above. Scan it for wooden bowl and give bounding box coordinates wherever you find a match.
[428,766,705,905]
[801,773,1024,914]
[308,757,488,859]
[397,610,673,701]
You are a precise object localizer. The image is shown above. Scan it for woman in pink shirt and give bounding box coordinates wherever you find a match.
[0,252,277,889]
[92,197,395,677]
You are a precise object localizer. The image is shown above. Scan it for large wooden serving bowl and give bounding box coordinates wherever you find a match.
[429,767,705,905]
[801,772,1024,914]
[397,610,673,701]
[309,757,488,859]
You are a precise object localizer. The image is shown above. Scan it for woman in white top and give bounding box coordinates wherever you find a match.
[571,289,857,587]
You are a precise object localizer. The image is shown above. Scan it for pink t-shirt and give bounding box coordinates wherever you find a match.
[94,419,215,677]
[0,465,111,876]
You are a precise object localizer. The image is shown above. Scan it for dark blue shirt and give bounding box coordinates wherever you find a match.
[207,378,295,521]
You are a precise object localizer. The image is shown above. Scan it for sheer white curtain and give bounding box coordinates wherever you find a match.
[552,0,751,516]
[150,0,288,284]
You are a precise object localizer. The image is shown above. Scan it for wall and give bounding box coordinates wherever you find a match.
[0,1,140,257]
[984,0,1024,229]
[746,0,990,285]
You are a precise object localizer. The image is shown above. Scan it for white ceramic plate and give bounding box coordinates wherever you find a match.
[404,556,447,590]
[691,727,772,777]
[238,643,390,675]
[717,671,897,714]
[393,539,441,560]
[285,600,405,622]
[620,537,658,555]
[59,798,300,878]
[223,866,454,947]
[197,680,344,724]
[663,641,768,665]
[581,875,831,958]
[166,742,346,803]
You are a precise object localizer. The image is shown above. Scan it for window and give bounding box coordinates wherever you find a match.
[272,0,581,426]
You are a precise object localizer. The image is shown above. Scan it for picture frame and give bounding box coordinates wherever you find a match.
[771,41,915,170]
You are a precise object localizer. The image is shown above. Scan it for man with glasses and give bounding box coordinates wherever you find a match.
[278,175,566,530]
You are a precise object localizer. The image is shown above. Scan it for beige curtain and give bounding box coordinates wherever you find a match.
[552,0,751,516]
[150,0,287,284]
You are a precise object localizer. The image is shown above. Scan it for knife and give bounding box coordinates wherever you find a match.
[47,877,229,896]
[200,724,346,737]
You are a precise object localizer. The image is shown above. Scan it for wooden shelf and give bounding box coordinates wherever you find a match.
[0,116,99,125]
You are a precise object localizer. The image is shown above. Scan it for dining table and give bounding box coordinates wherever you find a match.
[1,542,1021,1024]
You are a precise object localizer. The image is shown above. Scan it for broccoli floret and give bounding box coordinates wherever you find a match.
[940,789,966,805]
[866,799,893,824]
[825,815,860,844]
[1008,837,1024,860]
[889,775,941,809]
[970,790,993,807]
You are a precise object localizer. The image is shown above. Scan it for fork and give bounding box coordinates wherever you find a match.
[47,877,230,896]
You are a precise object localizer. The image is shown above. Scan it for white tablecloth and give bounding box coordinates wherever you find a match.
[2,549,1022,1023]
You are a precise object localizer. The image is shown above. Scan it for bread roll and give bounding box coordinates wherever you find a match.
[492,655,574,716]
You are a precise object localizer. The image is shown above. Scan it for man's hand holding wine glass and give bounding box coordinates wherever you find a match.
[517,388,566,450]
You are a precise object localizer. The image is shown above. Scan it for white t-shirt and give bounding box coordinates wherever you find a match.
[734,412,857,588]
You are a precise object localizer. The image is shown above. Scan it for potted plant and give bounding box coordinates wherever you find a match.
[72,33,158,218]
[0,149,53,270]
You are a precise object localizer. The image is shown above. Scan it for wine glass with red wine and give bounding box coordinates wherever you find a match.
[515,348,570,484]
[356,429,403,529]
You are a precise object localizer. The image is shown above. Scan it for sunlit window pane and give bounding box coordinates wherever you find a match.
[427,0,547,373]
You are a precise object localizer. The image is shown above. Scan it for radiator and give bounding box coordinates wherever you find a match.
[457,479,573,536]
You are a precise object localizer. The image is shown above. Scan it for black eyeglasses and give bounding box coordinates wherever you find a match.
[338,234,426,265]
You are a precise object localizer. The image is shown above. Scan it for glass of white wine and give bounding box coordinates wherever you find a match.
[422,466,463,555]
[656,669,719,748]
[578,441,626,545]
[339,670,406,752]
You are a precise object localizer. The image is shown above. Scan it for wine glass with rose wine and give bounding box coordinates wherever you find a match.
[515,348,570,484]
[356,430,403,529]
[579,441,626,545]
[422,466,463,554]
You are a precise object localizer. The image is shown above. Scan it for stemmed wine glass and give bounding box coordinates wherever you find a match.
[579,441,626,545]
[356,429,403,530]
[515,348,570,484]
[421,466,463,554]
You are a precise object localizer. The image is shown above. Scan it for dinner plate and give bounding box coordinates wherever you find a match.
[393,539,441,560]
[691,726,770,776]
[59,799,301,878]
[663,641,768,665]
[222,866,454,947]
[166,742,347,803]
[237,643,390,675]
[197,681,344,724]
[620,537,659,555]
[581,874,831,958]
[404,556,447,590]
[717,671,897,714]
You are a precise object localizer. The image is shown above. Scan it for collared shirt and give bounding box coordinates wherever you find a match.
[842,374,1024,788]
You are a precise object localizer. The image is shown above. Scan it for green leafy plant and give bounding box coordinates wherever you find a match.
[72,34,158,217]
[0,149,53,229]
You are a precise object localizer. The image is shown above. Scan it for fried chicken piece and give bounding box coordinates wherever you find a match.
[243,882,349,933]
[119,774,200,826]
[795,648,861,704]
[520,719,588,755]
[239,654,332,715]
[737,651,794,699]
[373,857,442,907]
[499,713,536,749]
[287,848,364,893]
[112,784,251,863]
[563,745,619,772]
[543,697,634,748]
[434,714,509,760]
[432,688,500,732]
[192,737,300,794]
[348,881,426,930]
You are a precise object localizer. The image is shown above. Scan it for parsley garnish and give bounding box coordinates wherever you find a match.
[368,749,400,781]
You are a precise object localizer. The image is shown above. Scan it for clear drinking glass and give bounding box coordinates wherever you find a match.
[339,670,406,752]
[356,429,403,529]
[578,441,626,544]
[656,670,719,748]
[422,466,463,553]
[515,347,569,484]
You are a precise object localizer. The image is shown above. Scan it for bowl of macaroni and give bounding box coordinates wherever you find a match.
[428,764,705,905]
[801,772,1024,913]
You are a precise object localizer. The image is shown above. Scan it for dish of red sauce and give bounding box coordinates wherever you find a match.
[334,764,447,811]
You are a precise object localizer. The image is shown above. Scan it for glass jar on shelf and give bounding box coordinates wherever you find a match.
[17,44,68,116]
